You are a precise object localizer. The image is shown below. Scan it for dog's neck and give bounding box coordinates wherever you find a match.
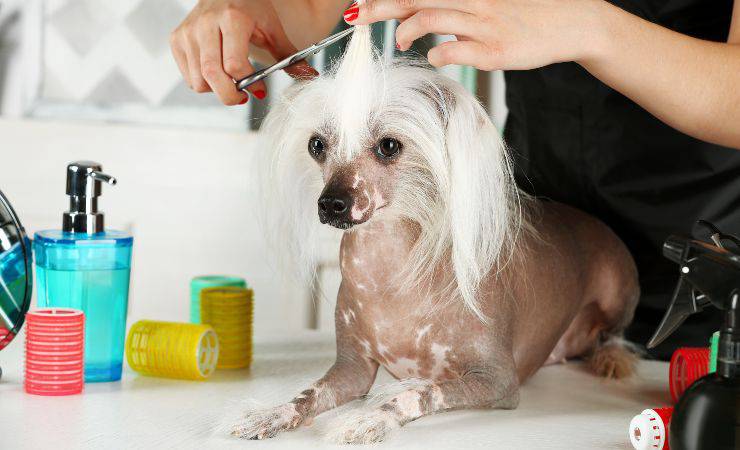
[338,218,416,293]
[337,217,461,309]
[336,216,486,337]
[340,217,415,258]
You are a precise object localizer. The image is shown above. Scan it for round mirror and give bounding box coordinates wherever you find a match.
[0,189,32,353]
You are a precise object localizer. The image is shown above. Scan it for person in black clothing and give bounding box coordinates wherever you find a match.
[171,0,740,359]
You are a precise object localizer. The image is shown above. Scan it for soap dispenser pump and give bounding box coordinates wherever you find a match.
[34,161,133,382]
[62,161,117,233]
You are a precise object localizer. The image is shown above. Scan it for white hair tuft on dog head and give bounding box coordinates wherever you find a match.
[332,25,381,160]
[257,24,528,320]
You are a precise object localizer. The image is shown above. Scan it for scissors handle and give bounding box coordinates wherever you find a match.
[235,67,273,91]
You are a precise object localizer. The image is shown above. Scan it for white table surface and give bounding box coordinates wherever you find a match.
[0,329,669,450]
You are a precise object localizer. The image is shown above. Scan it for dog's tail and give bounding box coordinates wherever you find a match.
[586,337,638,379]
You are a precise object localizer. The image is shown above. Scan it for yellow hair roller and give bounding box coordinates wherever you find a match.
[200,287,253,369]
[126,320,219,381]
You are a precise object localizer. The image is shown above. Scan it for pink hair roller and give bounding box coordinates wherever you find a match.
[24,308,85,396]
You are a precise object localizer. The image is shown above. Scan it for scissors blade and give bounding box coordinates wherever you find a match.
[311,27,355,55]
[235,27,355,91]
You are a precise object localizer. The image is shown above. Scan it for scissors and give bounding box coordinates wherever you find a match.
[235,27,355,92]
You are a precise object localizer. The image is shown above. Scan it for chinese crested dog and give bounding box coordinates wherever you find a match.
[232,25,639,444]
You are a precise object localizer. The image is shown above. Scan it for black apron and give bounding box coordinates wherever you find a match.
[504,0,740,360]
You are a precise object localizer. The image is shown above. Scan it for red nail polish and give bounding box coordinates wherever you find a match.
[344,3,359,22]
[253,90,266,100]
[395,43,400,50]
[238,97,248,105]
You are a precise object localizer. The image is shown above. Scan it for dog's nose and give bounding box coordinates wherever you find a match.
[318,192,352,224]
[318,196,347,214]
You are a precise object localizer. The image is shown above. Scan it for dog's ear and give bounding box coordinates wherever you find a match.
[443,82,520,319]
[255,25,378,287]
[255,83,327,286]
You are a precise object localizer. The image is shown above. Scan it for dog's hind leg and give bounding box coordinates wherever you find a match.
[548,299,638,378]
[585,235,641,379]
[551,231,640,378]
[326,355,519,444]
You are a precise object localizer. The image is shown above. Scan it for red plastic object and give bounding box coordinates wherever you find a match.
[0,326,13,350]
[669,347,710,403]
[24,308,85,396]
[629,407,674,450]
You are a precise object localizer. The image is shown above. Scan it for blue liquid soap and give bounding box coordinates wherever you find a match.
[34,231,133,382]
[34,160,133,382]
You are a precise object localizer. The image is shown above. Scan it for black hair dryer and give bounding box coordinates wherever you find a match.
[647,221,740,450]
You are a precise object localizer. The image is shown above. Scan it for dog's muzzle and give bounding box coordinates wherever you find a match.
[318,189,354,229]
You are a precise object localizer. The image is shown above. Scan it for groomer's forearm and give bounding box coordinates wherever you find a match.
[273,0,347,48]
[579,1,740,149]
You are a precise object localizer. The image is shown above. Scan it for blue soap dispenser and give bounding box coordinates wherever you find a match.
[34,161,133,382]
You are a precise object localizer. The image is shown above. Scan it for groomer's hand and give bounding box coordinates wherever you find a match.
[344,0,603,70]
[170,0,318,105]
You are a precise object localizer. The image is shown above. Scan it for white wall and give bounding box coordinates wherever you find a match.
[0,117,338,337]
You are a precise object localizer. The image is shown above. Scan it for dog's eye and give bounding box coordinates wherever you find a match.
[376,138,402,160]
[308,136,325,159]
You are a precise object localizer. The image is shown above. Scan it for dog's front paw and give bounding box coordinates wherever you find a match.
[231,403,303,440]
[326,409,401,445]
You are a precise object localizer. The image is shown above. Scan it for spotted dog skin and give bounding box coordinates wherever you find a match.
[231,25,638,444]
[232,203,639,443]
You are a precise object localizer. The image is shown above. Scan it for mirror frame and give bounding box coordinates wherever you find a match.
[0,189,32,349]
